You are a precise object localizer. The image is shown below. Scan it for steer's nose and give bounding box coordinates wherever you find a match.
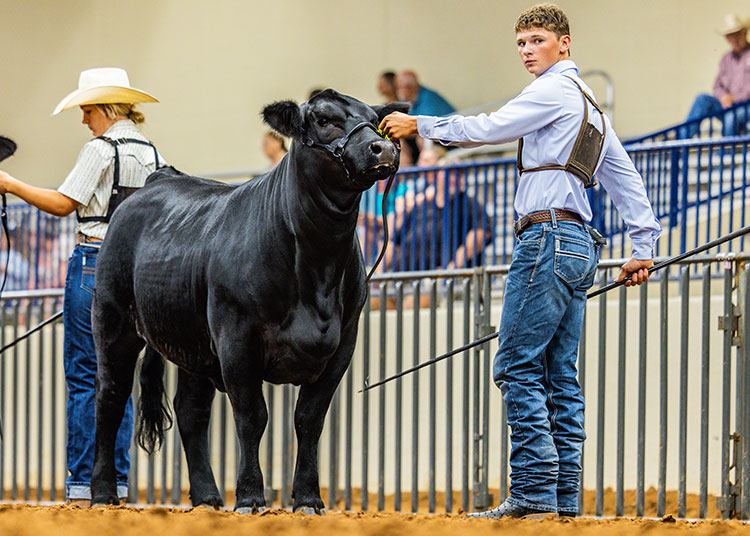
[370,139,390,156]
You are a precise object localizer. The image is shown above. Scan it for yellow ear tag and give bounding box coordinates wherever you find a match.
[378,128,391,141]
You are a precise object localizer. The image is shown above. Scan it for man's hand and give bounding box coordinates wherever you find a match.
[615,258,654,287]
[379,112,418,140]
[720,94,735,109]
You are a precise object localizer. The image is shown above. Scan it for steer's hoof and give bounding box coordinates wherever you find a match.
[196,503,222,511]
[296,506,326,516]
[235,506,267,514]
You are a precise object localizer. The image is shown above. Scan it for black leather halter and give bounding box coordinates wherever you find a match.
[304,122,394,180]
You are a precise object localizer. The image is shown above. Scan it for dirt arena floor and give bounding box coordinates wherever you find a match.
[1,503,748,536]
[1,488,746,536]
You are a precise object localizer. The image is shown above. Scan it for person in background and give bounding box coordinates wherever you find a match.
[0,67,164,506]
[261,130,287,168]
[384,144,489,272]
[376,71,398,104]
[396,70,456,166]
[380,3,660,518]
[682,14,750,138]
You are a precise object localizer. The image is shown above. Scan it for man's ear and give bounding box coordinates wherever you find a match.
[372,102,411,123]
[261,100,306,139]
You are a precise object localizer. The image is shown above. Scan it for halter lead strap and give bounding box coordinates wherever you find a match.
[517,75,606,189]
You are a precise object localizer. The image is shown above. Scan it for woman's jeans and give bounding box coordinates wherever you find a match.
[64,244,133,500]
[492,216,598,514]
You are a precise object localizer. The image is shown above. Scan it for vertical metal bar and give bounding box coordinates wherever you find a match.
[329,387,339,510]
[699,264,711,518]
[445,280,454,513]
[265,382,274,506]
[596,269,607,517]
[394,282,404,512]
[481,272,491,510]
[616,285,626,517]
[472,273,481,510]
[36,300,44,501]
[361,297,370,511]
[281,384,292,508]
[742,265,750,519]
[147,453,155,504]
[578,307,586,514]
[636,282,647,517]
[462,278,471,512]
[721,261,733,519]
[657,269,669,517]
[678,266,689,518]
[735,260,745,520]
[411,281,421,513]
[429,280,437,513]
[50,301,58,502]
[24,300,32,501]
[1,304,6,500]
[377,282,387,512]
[10,301,19,501]
[344,355,353,511]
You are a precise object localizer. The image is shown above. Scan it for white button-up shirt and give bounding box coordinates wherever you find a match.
[417,60,661,259]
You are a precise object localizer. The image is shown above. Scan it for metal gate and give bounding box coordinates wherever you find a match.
[2,255,750,518]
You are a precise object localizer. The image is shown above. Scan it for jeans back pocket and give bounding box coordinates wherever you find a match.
[553,235,591,284]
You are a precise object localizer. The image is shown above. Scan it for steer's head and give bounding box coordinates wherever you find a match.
[262,89,409,190]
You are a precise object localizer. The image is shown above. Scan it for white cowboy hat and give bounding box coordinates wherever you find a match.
[52,67,158,115]
[718,13,749,35]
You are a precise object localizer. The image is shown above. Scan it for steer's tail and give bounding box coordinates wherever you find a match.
[136,346,173,454]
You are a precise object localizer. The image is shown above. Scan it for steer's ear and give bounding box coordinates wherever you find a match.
[262,100,306,139]
[371,101,411,123]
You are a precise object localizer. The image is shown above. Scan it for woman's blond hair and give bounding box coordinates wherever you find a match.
[97,103,145,124]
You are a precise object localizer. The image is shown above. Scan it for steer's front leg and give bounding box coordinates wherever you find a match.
[291,330,356,514]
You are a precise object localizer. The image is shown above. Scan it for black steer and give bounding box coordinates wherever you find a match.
[90,89,408,513]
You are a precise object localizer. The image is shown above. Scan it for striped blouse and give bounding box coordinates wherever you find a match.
[57,120,165,240]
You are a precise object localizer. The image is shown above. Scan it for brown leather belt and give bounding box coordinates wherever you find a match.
[513,209,584,237]
[75,234,103,245]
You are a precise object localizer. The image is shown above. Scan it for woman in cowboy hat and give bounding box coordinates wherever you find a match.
[0,67,165,505]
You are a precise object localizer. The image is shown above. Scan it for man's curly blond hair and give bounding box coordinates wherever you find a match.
[514,3,570,39]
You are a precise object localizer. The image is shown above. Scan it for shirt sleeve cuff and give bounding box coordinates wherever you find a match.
[631,239,654,261]
[417,115,436,139]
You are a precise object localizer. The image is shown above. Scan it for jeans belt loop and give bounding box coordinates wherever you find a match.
[550,208,558,229]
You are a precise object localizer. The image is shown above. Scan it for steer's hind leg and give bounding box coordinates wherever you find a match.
[175,368,223,508]
[91,301,144,505]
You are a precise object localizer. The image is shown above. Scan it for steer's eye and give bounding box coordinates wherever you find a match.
[316,118,330,127]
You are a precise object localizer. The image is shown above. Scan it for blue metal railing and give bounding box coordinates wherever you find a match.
[625,100,750,145]
[1,134,749,288]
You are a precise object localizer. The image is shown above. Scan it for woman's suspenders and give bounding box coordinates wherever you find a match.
[516,76,606,189]
[77,136,160,224]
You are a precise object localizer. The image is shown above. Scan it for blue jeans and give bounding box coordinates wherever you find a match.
[492,215,598,514]
[682,94,748,138]
[64,243,133,500]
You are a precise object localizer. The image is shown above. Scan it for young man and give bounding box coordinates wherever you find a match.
[380,4,661,519]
